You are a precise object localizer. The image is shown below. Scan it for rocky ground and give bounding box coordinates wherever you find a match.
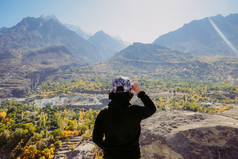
[28,93,109,110]
[140,110,238,159]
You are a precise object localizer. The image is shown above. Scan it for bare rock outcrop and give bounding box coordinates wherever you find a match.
[140,110,238,159]
[0,46,84,98]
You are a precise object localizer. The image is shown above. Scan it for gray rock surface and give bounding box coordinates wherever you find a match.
[140,110,238,159]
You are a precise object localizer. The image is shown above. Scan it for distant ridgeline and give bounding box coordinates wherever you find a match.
[0,16,127,64]
[0,14,238,98]
[153,14,238,56]
[100,43,238,83]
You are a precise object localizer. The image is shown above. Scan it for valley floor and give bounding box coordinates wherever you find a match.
[1,89,237,158]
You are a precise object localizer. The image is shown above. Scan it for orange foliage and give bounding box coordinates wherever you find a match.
[19,145,55,159]
[0,112,7,119]
[61,130,79,138]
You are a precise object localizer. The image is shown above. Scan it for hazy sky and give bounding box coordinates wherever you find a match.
[0,0,238,43]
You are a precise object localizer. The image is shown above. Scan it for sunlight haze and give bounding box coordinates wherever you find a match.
[0,0,237,43]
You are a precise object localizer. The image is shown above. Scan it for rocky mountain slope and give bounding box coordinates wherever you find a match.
[153,14,238,56]
[0,15,128,64]
[88,30,127,61]
[0,15,129,97]
[96,43,238,83]
[0,16,98,64]
[64,24,91,40]
[0,46,83,97]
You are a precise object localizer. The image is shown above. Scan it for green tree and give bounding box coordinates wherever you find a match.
[0,129,10,146]
[51,129,62,138]
[65,138,70,142]
[54,140,62,149]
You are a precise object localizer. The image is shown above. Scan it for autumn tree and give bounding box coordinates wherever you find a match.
[0,112,7,120]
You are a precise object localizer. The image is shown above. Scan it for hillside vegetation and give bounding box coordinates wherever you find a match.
[0,65,237,158]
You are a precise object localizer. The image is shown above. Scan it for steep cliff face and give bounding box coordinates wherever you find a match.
[0,46,84,98]
[26,68,59,90]
[0,67,60,98]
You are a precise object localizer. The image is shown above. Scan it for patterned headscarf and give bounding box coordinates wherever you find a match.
[112,76,132,93]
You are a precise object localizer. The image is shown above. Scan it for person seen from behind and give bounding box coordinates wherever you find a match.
[93,76,156,159]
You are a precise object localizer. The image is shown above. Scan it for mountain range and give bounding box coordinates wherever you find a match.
[0,16,127,64]
[0,15,128,97]
[64,24,91,40]
[153,14,238,56]
[0,14,238,97]
[88,30,128,61]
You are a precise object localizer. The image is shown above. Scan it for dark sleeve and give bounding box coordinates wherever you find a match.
[92,110,105,149]
[137,91,156,120]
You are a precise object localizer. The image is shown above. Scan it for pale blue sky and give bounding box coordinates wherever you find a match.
[0,0,238,43]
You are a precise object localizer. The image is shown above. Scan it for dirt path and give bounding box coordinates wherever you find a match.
[54,136,82,159]
[54,136,95,159]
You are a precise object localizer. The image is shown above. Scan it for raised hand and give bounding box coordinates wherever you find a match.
[132,81,141,94]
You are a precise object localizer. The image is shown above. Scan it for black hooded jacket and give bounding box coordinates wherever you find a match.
[93,91,156,158]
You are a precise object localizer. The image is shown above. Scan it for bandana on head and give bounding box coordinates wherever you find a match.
[112,76,132,93]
